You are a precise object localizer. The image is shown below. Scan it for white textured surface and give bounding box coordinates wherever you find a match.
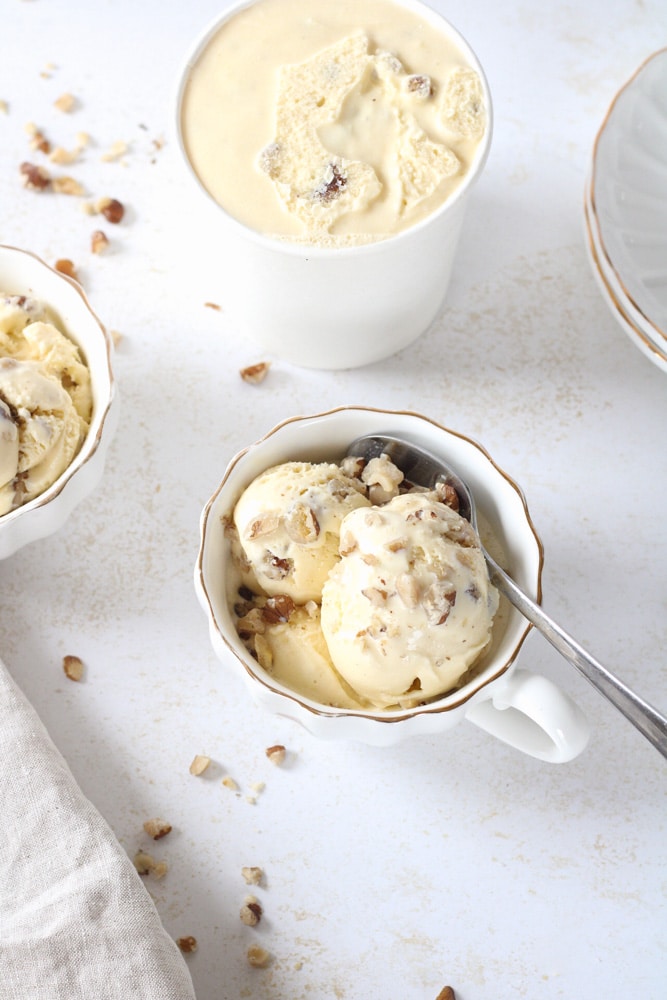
[1,2,666,998]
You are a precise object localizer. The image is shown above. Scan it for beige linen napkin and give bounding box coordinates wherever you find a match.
[0,658,196,1000]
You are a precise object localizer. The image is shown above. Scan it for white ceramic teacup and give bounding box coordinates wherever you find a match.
[175,0,493,370]
[195,407,589,762]
[0,245,118,560]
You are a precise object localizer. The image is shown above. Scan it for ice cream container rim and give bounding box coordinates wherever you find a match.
[174,0,493,259]
[196,405,544,725]
[0,244,117,527]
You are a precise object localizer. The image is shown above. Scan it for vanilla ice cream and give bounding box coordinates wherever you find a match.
[232,460,371,603]
[321,492,499,708]
[229,453,499,710]
[180,0,487,245]
[0,294,92,515]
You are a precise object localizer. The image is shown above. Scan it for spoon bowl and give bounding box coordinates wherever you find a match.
[348,433,667,759]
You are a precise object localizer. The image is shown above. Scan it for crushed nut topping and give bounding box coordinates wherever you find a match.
[63,654,84,681]
[262,595,295,624]
[246,514,280,540]
[263,552,293,580]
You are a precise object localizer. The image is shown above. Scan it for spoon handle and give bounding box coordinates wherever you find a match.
[485,551,667,759]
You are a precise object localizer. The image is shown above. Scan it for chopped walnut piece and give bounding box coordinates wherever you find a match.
[284,502,320,544]
[423,581,457,625]
[54,92,76,113]
[262,595,295,624]
[433,481,460,512]
[246,514,280,540]
[241,866,263,886]
[265,744,286,765]
[97,196,125,223]
[20,161,50,190]
[176,936,198,954]
[240,361,270,385]
[240,896,263,926]
[314,162,347,203]
[91,229,109,254]
[396,573,419,609]
[435,988,456,1000]
[63,654,84,681]
[189,754,211,776]
[143,818,172,840]
[247,945,271,968]
[52,176,85,196]
[222,776,240,793]
[54,259,78,281]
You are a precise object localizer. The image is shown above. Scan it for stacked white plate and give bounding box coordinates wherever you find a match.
[584,47,667,373]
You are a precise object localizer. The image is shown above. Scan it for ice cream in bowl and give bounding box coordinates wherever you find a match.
[0,245,118,559]
[175,0,492,369]
[195,407,590,761]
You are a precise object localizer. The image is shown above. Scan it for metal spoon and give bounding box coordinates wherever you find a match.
[347,433,667,759]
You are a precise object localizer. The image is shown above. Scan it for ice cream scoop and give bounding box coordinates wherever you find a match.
[347,434,667,757]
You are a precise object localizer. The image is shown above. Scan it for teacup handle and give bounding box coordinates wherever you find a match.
[465,669,590,763]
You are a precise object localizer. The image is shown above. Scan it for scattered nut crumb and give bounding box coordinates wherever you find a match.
[133,851,169,879]
[204,301,221,311]
[0,100,8,115]
[54,259,78,281]
[240,362,270,385]
[62,654,84,681]
[265,744,286,765]
[91,229,109,254]
[176,936,198,954]
[240,896,263,926]
[247,945,270,968]
[110,329,123,347]
[54,92,76,113]
[101,140,129,162]
[133,850,156,876]
[143,818,172,840]
[52,175,85,196]
[49,146,80,165]
[435,988,456,1000]
[152,860,168,880]
[241,866,263,886]
[97,196,125,223]
[189,754,211,776]
[20,161,50,190]
[76,131,91,149]
[222,776,239,792]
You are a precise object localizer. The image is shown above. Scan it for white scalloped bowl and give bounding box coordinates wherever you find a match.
[195,407,547,747]
[589,48,667,347]
[0,246,119,559]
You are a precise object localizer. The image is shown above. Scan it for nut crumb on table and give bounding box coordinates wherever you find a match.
[435,988,456,1000]
[241,866,263,886]
[240,895,263,926]
[240,361,270,384]
[189,754,211,776]
[176,936,198,954]
[54,258,79,281]
[143,817,172,840]
[265,743,286,765]
[62,654,84,681]
[53,92,76,113]
[247,945,271,968]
